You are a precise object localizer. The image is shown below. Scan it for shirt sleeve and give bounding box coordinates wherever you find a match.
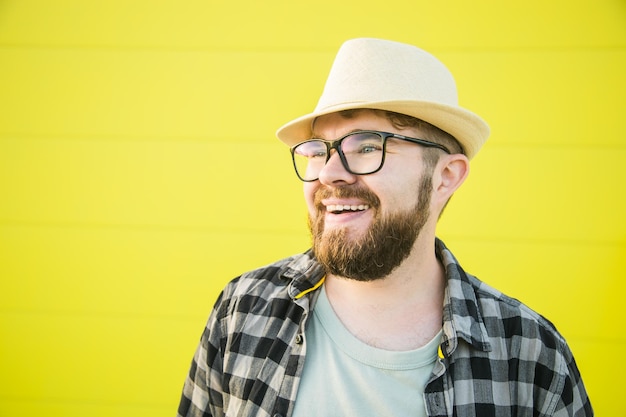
[550,342,593,417]
[177,291,227,417]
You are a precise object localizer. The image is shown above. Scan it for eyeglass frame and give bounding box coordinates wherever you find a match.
[289,130,451,182]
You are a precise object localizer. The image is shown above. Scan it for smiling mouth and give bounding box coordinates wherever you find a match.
[325,204,370,214]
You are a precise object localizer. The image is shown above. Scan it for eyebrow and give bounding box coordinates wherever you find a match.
[309,128,367,141]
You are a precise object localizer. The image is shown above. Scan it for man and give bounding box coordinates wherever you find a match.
[178,38,592,416]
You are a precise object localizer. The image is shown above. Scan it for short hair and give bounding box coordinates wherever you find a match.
[380,110,463,171]
[336,109,463,171]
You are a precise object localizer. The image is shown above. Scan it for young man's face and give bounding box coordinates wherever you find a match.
[303,110,436,281]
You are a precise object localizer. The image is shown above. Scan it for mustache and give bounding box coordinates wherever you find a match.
[313,185,381,210]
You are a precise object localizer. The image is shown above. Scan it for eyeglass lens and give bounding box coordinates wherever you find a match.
[292,132,385,181]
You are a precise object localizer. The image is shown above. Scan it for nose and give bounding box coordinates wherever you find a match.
[317,149,357,186]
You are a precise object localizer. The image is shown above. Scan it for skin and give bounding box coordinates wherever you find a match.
[304,110,470,351]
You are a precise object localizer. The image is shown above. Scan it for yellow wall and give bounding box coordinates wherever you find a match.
[0,1,624,415]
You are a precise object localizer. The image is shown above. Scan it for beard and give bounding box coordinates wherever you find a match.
[309,175,432,282]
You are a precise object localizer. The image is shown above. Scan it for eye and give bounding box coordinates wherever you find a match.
[342,132,384,155]
[295,141,327,159]
[358,143,382,154]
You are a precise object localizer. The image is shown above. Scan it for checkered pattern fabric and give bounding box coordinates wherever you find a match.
[177,239,592,417]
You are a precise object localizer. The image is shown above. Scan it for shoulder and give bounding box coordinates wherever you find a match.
[438,239,567,357]
[214,250,322,319]
[467,274,580,391]
[437,239,591,413]
[470,276,591,414]
[469,275,565,350]
[219,254,302,304]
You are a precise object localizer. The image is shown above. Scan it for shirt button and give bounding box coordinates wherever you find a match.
[295,334,303,344]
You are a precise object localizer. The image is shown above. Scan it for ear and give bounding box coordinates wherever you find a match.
[432,154,470,204]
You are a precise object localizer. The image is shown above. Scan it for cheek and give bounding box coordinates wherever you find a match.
[303,183,318,216]
[373,178,421,212]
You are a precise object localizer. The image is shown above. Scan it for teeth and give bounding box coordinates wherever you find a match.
[326,204,369,213]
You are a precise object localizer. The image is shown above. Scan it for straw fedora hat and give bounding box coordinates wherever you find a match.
[276,38,489,159]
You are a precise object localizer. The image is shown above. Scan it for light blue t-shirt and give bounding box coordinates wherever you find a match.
[292,286,441,416]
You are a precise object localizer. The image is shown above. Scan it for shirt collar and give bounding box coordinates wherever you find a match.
[436,238,492,356]
[280,241,493,356]
[281,249,326,300]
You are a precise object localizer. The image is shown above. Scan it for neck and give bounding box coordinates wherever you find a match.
[324,236,445,350]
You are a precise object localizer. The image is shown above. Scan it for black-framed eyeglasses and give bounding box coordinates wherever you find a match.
[290,130,451,182]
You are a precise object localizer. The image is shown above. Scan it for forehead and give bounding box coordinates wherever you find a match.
[311,110,399,139]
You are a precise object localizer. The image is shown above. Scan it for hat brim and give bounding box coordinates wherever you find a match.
[276,100,489,160]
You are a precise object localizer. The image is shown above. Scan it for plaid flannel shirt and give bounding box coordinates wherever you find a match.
[178,239,592,417]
